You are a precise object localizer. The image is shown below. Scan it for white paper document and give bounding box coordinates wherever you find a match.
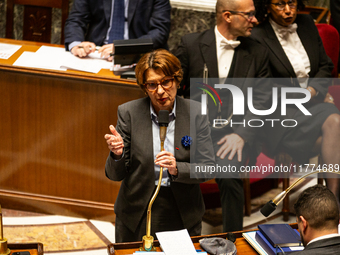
[13,46,68,71]
[12,45,112,73]
[0,43,22,59]
[61,52,112,73]
[156,229,198,255]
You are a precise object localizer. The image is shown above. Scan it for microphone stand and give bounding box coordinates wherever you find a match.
[0,206,10,255]
[261,170,340,217]
[140,110,169,252]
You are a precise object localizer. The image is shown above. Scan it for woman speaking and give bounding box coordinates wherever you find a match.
[104,49,215,242]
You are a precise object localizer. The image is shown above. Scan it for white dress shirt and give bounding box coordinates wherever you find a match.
[269,18,311,88]
[215,26,240,78]
[104,0,130,43]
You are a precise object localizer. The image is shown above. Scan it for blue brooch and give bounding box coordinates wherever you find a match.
[181,136,192,149]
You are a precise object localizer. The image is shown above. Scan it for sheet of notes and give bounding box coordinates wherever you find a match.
[0,43,22,59]
[12,45,113,73]
[156,229,198,255]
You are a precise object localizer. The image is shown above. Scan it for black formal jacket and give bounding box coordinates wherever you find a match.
[294,236,340,255]
[250,14,334,153]
[176,28,272,147]
[64,0,171,50]
[251,14,333,98]
[105,96,215,233]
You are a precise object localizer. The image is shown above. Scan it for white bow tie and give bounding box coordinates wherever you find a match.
[220,39,241,49]
[277,23,298,38]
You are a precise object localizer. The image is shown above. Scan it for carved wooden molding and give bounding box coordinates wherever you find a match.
[23,6,51,42]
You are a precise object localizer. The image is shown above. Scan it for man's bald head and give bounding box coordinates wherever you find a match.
[216,0,239,24]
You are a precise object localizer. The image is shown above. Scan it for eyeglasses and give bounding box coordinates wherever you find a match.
[223,10,257,21]
[144,76,175,92]
[271,0,297,11]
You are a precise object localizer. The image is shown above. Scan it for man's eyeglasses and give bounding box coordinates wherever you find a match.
[144,76,175,92]
[223,10,257,21]
[271,0,297,11]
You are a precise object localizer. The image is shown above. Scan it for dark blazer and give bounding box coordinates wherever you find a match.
[64,0,171,50]
[250,14,334,153]
[251,14,333,98]
[105,96,215,233]
[294,236,340,255]
[176,28,272,146]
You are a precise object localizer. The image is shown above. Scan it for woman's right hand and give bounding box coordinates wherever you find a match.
[324,92,335,104]
[104,125,124,156]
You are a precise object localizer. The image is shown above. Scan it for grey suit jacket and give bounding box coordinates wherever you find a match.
[105,96,215,233]
[294,236,340,255]
[176,28,272,146]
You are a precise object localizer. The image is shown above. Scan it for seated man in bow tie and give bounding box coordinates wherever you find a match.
[176,0,272,232]
[251,0,340,203]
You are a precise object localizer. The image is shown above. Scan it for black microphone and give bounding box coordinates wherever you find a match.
[260,170,340,217]
[260,200,277,217]
[158,110,169,145]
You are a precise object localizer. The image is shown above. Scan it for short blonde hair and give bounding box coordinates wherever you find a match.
[135,49,183,92]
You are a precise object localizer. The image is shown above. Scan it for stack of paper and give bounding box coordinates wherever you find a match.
[12,46,113,73]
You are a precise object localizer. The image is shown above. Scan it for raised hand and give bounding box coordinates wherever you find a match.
[104,125,124,156]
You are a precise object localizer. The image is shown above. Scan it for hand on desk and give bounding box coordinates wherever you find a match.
[71,42,113,61]
[104,125,124,158]
[71,41,96,57]
[98,44,114,61]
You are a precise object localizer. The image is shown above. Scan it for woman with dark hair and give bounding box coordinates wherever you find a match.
[251,0,340,202]
[104,49,215,242]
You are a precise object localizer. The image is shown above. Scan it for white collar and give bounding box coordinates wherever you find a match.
[307,233,340,246]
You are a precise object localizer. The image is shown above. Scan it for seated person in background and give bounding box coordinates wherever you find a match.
[330,0,340,73]
[294,184,340,254]
[64,0,171,60]
[176,0,272,232]
[104,49,215,242]
[251,0,340,203]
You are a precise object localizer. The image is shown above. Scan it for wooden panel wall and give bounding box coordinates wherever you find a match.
[0,67,145,221]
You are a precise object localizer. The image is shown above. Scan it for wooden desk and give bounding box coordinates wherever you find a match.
[8,242,43,255]
[108,230,260,255]
[0,39,145,221]
[108,224,299,255]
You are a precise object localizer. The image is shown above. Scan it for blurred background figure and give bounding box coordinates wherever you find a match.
[252,0,340,204]
[176,0,272,233]
[330,0,340,73]
[64,0,171,60]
